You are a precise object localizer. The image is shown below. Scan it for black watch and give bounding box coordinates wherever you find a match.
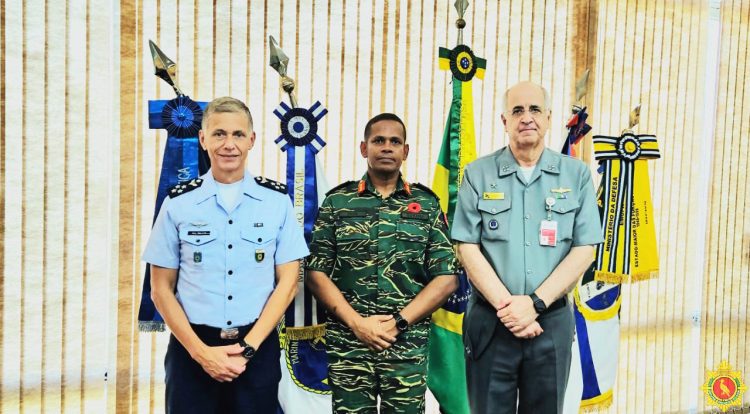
[238,338,256,360]
[529,293,547,314]
[393,313,409,333]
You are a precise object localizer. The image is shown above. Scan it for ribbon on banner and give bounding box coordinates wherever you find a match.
[592,133,660,283]
[138,96,209,332]
[562,107,592,158]
[273,100,331,398]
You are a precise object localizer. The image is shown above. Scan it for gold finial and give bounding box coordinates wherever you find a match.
[575,69,590,103]
[454,0,469,45]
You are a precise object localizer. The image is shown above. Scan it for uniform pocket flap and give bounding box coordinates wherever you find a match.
[179,227,217,246]
[550,199,580,214]
[241,227,276,245]
[477,199,511,215]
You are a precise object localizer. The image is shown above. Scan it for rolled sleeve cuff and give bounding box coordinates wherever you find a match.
[572,236,604,247]
[451,235,481,244]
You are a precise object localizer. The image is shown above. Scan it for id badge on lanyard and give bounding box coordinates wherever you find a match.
[540,197,557,247]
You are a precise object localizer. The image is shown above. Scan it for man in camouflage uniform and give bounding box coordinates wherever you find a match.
[307,113,459,413]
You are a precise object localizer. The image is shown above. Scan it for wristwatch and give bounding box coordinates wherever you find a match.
[529,293,547,315]
[238,338,256,360]
[393,313,409,333]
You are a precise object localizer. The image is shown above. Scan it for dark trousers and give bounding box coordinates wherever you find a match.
[164,325,281,414]
[464,299,574,414]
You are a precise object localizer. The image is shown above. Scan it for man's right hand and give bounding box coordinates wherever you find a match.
[511,320,543,339]
[350,315,398,352]
[193,343,247,382]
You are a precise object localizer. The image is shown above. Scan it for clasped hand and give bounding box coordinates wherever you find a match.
[194,343,248,382]
[496,295,544,339]
[351,315,399,352]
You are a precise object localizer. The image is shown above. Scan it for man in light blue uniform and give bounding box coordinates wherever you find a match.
[143,96,308,413]
[452,82,603,414]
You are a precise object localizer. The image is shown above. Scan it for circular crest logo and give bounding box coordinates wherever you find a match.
[701,360,746,412]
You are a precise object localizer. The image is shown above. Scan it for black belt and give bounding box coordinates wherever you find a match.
[190,322,254,341]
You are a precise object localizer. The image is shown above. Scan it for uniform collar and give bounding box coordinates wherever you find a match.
[195,170,264,204]
[496,147,561,177]
[357,173,411,196]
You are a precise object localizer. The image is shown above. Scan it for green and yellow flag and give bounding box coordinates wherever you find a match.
[427,43,485,414]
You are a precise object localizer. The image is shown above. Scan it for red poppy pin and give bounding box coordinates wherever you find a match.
[407,202,422,213]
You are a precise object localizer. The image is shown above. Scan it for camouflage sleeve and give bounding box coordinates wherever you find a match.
[425,204,459,279]
[306,195,337,275]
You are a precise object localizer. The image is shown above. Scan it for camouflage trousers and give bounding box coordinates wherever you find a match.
[328,354,427,413]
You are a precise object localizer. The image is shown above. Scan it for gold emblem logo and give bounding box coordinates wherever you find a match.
[701,360,746,412]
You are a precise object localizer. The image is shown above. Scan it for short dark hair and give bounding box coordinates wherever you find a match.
[363,113,406,141]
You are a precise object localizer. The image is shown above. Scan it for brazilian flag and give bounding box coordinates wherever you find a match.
[427,44,485,414]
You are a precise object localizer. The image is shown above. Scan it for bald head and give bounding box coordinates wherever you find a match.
[502,81,550,114]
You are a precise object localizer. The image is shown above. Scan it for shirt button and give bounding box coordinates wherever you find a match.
[526,269,532,274]
[491,208,497,213]
[228,270,233,275]
[196,239,200,243]
[525,241,531,246]
[228,244,233,249]
[228,295,233,300]
[227,321,232,325]
[228,219,233,224]
[257,238,262,242]
[524,214,530,220]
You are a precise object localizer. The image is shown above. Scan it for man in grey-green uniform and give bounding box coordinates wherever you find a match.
[307,113,459,413]
[452,82,603,414]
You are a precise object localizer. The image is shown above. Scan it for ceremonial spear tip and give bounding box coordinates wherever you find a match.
[268,35,289,77]
[629,104,641,129]
[575,69,590,103]
[148,39,183,96]
[454,0,469,18]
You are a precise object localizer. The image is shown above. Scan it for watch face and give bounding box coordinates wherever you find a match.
[397,319,408,331]
[242,346,255,359]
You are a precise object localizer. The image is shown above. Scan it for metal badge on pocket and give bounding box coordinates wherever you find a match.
[255,249,265,262]
[193,251,202,263]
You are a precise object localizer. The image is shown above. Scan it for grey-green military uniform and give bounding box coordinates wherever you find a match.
[308,173,458,414]
[452,147,603,414]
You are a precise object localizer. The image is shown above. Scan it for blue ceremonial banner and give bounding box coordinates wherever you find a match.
[137,96,209,332]
[273,100,332,413]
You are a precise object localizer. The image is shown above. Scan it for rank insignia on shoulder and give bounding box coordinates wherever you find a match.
[412,183,440,201]
[169,178,204,198]
[326,180,355,196]
[255,176,288,194]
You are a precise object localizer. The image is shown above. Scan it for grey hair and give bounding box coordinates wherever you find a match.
[501,83,551,113]
[201,96,254,130]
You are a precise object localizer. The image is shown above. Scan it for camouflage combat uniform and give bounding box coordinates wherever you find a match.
[307,173,458,414]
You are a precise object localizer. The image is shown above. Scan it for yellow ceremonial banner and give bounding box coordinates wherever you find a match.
[592,134,660,283]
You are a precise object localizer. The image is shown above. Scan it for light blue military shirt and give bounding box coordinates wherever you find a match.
[142,170,309,328]
[452,147,603,295]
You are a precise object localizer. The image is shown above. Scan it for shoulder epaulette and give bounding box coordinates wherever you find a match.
[255,176,288,194]
[326,180,355,196]
[168,178,204,198]
[412,183,440,201]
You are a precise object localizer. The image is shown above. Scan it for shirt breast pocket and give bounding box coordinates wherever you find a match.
[179,227,218,246]
[395,219,429,260]
[241,228,276,266]
[550,199,580,241]
[334,214,372,257]
[478,199,511,241]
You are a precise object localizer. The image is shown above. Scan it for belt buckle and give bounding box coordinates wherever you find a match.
[220,328,239,339]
